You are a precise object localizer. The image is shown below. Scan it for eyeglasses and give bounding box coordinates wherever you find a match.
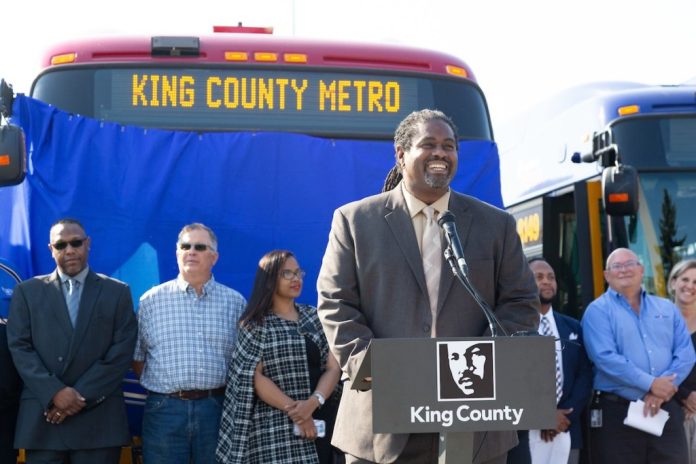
[280,269,306,280]
[179,242,215,252]
[607,260,641,272]
[51,238,87,251]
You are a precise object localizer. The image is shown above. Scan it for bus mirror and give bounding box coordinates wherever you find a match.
[592,130,618,168]
[595,144,618,168]
[602,164,638,216]
[0,123,26,186]
[0,79,14,118]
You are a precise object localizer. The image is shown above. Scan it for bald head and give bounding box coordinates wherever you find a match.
[604,248,644,298]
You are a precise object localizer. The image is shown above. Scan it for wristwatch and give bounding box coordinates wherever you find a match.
[312,391,325,408]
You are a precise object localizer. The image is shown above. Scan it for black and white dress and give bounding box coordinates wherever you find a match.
[216,304,340,464]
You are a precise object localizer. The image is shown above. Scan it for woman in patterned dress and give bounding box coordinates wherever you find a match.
[216,250,342,464]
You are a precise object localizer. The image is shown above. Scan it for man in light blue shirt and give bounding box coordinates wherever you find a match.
[133,223,246,464]
[582,247,695,463]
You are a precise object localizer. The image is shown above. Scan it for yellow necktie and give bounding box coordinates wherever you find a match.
[421,206,441,337]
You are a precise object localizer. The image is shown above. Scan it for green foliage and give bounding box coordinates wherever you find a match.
[659,188,686,282]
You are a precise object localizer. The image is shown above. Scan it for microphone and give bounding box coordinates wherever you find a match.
[436,210,508,337]
[437,210,468,276]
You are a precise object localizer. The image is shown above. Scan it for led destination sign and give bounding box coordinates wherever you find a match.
[101,69,419,134]
[130,74,402,113]
[35,67,489,137]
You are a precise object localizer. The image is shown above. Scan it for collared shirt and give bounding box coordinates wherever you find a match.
[582,288,695,400]
[401,183,450,254]
[57,266,89,305]
[134,275,246,393]
[540,308,564,388]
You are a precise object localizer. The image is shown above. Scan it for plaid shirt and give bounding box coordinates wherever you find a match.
[134,275,246,393]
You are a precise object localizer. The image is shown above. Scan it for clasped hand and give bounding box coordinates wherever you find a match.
[285,398,318,440]
[644,374,678,417]
[540,408,573,442]
[45,387,86,424]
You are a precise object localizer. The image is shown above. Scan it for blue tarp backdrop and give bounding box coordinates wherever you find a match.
[0,94,503,307]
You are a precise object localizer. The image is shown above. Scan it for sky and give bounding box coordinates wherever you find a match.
[2,0,696,129]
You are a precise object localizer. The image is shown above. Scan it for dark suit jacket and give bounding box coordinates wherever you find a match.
[553,311,593,449]
[1,322,21,460]
[317,186,540,463]
[7,269,137,450]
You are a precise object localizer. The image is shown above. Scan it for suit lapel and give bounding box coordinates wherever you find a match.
[384,188,429,299]
[438,193,473,311]
[66,271,101,364]
[553,313,573,375]
[47,272,74,337]
[554,313,569,338]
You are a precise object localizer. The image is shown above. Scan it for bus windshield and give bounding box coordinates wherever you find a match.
[32,66,492,139]
[611,116,696,168]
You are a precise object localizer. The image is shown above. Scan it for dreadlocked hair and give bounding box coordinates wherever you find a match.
[382,165,402,192]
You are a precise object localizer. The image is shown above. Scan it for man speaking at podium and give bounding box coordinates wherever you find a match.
[317,109,539,464]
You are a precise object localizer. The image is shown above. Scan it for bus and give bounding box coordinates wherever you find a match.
[498,81,696,319]
[0,26,503,461]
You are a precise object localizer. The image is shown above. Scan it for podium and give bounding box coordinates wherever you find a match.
[355,336,556,463]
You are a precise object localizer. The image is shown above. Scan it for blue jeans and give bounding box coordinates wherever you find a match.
[142,394,223,464]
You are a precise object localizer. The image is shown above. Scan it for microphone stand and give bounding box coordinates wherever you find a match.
[443,246,508,337]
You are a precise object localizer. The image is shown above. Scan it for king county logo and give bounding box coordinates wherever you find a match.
[437,340,495,401]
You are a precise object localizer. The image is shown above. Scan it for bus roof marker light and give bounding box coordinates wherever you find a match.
[284,53,307,63]
[617,104,640,116]
[446,65,468,78]
[254,52,278,62]
[225,52,249,61]
[151,37,200,57]
[50,53,77,66]
[213,25,273,34]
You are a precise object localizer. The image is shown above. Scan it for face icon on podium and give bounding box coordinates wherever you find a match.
[438,341,495,400]
[449,343,486,395]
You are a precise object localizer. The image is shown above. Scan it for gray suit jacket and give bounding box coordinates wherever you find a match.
[7,269,137,449]
[317,186,539,463]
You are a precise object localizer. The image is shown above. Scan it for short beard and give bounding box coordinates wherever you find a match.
[539,294,555,305]
[424,172,452,189]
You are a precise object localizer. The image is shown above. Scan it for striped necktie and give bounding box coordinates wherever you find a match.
[421,206,441,337]
[540,315,562,403]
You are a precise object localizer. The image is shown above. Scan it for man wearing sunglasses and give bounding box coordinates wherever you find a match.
[582,247,695,463]
[6,218,137,464]
[133,223,246,464]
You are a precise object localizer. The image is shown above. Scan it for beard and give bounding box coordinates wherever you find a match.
[424,171,452,189]
[539,293,555,305]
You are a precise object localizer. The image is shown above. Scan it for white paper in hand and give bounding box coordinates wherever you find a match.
[623,400,670,436]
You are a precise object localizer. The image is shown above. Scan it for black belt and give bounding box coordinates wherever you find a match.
[149,387,225,400]
[595,390,630,405]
